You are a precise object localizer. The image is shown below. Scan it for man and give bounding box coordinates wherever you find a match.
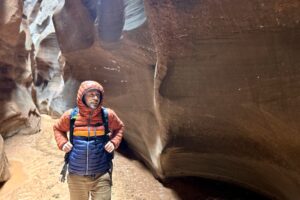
[53,80,124,200]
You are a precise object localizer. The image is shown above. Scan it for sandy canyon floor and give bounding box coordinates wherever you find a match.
[0,115,268,200]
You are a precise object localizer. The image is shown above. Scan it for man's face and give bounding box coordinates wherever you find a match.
[84,90,101,109]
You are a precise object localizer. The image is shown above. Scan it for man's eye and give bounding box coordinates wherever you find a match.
[87,93,99,97]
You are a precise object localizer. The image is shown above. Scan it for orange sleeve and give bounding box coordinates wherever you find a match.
[53,109,72,150]
[107,108,124,149]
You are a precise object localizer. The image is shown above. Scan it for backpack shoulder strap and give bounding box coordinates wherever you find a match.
[69,107,79,144]
[101,106,114,184]
[101,106,110,135]
[60,107,78,182]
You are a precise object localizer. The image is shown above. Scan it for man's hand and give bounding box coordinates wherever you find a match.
[62,142,73,153]
[105,141,115,153]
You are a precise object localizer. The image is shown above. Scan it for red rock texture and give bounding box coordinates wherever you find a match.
[0,0,40,182]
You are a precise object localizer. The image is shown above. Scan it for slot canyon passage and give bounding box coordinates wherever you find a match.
[0,0,300,200]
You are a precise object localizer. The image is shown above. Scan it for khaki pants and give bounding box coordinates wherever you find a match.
[67,172,111,200]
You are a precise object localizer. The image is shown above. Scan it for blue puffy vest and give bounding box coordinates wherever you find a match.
[68,107,113,176]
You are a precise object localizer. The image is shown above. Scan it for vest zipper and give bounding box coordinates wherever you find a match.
[86,111,92,175]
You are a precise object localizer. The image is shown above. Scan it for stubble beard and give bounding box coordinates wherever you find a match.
[88,100,100,110]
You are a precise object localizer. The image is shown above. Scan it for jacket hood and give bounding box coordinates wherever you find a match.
[77,80,104,117]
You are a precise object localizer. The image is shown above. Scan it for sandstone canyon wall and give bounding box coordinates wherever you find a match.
[144,1,300,200]
[0,0,41,182]
[0,1,300,199]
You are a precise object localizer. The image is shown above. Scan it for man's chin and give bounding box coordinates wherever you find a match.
[89,103,99,110]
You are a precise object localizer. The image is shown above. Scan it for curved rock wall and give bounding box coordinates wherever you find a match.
[0,136,10,182]
[52,0,160,170]
[0,0,40,183]
[23,0,65,114]
[144,0,300,199]
[0,0,40,139]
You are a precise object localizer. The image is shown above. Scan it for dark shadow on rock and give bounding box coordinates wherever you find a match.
[118,139,272,200]
[0,181,6,189]
[117,139,140,160]
[163,177,272,200]
[118,123,272,199]
[0,62,16,101]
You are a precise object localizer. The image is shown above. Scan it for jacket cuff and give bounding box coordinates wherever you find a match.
[110,140,118,149]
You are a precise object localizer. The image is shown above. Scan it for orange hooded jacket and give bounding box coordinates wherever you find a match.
[53,80,124,150]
